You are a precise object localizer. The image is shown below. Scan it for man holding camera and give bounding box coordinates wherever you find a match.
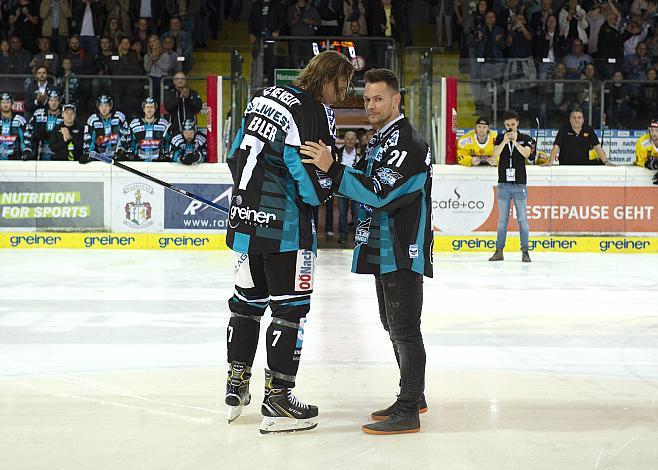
[490,109,533,263]
[635,118,658,185]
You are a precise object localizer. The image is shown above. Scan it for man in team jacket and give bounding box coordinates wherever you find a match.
[224,50,354,434]
[301,68,433,435]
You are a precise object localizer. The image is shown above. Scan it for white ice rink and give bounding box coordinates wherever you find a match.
[1,249,657,470]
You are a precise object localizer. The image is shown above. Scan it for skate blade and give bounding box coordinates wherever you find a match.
[227,405,244,424]
[226,393,251,424]
[259,416,318,434]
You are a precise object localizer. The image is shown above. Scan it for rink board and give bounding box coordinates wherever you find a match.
[1,232,657,253]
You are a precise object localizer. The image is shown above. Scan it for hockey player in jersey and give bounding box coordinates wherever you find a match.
[301,68,432,435]
[457,117,497,166]
[635,119,658,185]
[81,95,129,163]
[171,119,206,165]
[0,93,30,160]
[25,90,63,161]
[224,51,354,434]
[128,97,172,162]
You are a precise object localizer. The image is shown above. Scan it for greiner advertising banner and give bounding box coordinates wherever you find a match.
[433,182,658,234]
[164,183,232,230]
[0,182,104,229]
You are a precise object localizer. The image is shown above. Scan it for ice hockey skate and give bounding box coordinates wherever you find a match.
[225,362,251,424]
[259,369,318,434]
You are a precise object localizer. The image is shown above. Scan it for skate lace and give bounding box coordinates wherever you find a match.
[286,389,308,409]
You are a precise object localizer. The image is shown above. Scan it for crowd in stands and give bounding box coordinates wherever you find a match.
[0,0,221,119]
[452,0,658,128]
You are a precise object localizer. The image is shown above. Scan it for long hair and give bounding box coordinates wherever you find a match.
[293,51,354,102]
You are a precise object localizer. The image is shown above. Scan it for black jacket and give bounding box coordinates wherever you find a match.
[164,87,203,131]
[248,0,286,36]
[597,22,632,60]
[130,0,162,21]
[73,1,105,37]
[370,3,404,40]
[533,31,567,60]
[49,122,84,161]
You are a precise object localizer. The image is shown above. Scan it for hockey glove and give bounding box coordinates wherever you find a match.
[179,152,197,165]
[22,148,36,161]
[647,158,658,171]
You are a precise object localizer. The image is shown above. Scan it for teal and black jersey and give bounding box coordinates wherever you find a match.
[226,85,336,255]
[26,109,63,160]
[0,113,28,160]
[326,115,434,277]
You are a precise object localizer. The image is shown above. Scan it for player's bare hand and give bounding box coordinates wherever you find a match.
[300,140,332,172]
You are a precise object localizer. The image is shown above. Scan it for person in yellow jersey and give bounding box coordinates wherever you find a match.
[456,117,497,166]
[635,119,658,184]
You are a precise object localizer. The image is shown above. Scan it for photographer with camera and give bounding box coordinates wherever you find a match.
[634,118,658,184]
[490,109,533,263]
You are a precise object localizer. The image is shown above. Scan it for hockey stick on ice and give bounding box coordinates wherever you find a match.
[89,151,229,214]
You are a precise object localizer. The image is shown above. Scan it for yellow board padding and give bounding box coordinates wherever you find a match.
[434,235,658,253]
[0,233,229,250]
[1,233,657,253]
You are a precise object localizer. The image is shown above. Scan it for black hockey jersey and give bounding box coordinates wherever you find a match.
[83,111,129,158]
[0,113,28,160]
[26,109,63,160]
[327,115,433,277]
[128,117,171,161]
[226,85,336,255]
[171,132,207,164]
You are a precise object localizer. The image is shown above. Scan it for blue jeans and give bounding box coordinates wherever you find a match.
[496,183,529,250]
[337,196,359,238]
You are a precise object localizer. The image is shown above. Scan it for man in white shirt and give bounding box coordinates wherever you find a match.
[335,131,360,243]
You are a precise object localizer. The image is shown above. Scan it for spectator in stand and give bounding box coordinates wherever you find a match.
[133,17,150,52]
[456,116,497,167]
[144,35,177,95]
[625,41,653,80]
[563,38,592,78]
[161,16,194,73]
[558,0,588,47]
[190,0,211,50]
[637,67,658,122]
[533,14,566,79]
[469,11,505,116]
[607,70,637,129]
[130,38,144,62]
[334,131,360,243]
[530,0,553,33]
[434,0,454,49]
[586,2,608,56]
[248,0,285,85]
[546,107,611,166]
[63,35,96,75]
[580,62,602,126]
[542,62,574,127]
[8,0,39,54]
[93,35,114,100]
[74,0,104,59]
[342,0,367,36]
[109,35,145,118]
[0,40,11,75]
[631,0,658,19]
[32,37,60,75]
[623,19,650,58]
[497,0,522,32]
[57,57,78,107]
[24,65,57,116]
[371,0,403,41]
[597,2,634,79]
[130,1,161,35]
[40,0,72,55]
[104,0,131,37]
[462,0,487,81]
[164,72,202,133]
[9,35,32,74]
[505,13,535,81]
[287,0,321,68]
[104,16,125,49]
